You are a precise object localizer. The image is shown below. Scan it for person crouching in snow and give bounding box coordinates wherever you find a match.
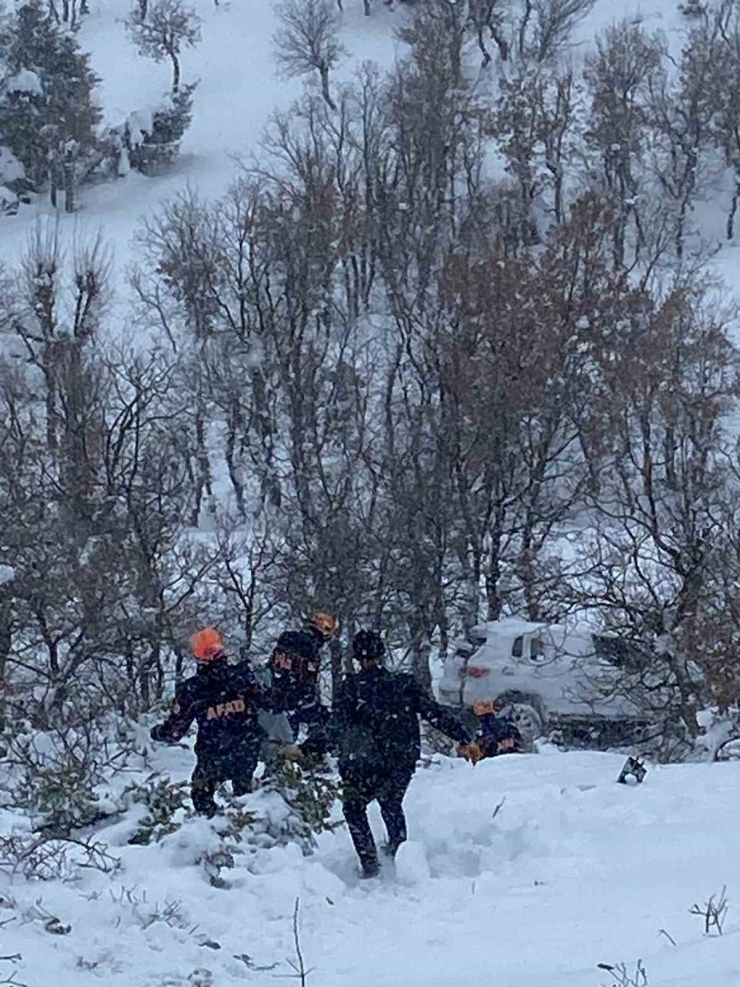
[150,627,274,817]
[300,629,479,879]
[472,699,523,759]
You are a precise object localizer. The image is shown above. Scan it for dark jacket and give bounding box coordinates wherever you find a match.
[150,658,266,759]
[306,666,472,776]
[477,711,522,759]
[269,629,327,731]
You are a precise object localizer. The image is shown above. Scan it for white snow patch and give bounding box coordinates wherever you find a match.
[5,69,43,95]
[0,564,15,585]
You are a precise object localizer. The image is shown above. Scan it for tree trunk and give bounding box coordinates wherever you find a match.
[727,179,740,240]
[319,62,336,110]
[476,26,491,68]
[171,51,181,93]
[0,587,12,734]
[490,23,509,61]
[49,166,58,210]
[485,520,504,621]
[411,637,433,695]
[518,522,540,622]
[63,160,75,214]
[225,400,246,517]
[408,609,433,695]
[518,0,532,57]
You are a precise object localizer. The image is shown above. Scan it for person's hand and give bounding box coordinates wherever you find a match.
[279,743,304,763]
[458,742,483,765]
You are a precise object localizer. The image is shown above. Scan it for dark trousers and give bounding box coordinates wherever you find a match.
[191,746,260,816]
[341,767,414,875]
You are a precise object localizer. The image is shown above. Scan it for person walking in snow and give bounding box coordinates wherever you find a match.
[150,628,280,817]
[267,611,337,738]
[301,629,479,878]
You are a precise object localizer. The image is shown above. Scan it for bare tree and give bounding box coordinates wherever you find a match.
[273,0,345,110]
[126,0,202,93]
[695,1,740,237]
[490,63,582,236]
[584,20,664,269]
[515,0,596,62]
[647,17,719,260]
[566,281,740,748]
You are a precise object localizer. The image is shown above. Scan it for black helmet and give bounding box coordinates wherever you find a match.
[352,629,385,663]
[275,630,317,661]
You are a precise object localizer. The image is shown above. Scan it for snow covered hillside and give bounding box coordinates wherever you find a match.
[3,0,734,285]
[1,747,739,987]
[0,0,403,281]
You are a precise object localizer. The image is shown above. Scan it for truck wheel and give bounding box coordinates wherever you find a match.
[509,703,544,748]
[715,737,740,762]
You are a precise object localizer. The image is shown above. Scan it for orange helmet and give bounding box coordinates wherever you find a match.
[307,611,337,640]
[190,627,224,661]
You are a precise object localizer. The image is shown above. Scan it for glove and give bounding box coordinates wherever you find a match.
[458,742,483,765]
[279,744,304,763]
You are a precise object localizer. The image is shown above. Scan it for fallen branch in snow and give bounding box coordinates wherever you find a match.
[233,953,279,972]
[689,885,729,935]
[657,928,676,946]
[0,974,28,987]
[491,796,507,820]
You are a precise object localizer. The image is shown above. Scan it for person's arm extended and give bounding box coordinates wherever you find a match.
[150,685,194,743]
[415,684,472,744]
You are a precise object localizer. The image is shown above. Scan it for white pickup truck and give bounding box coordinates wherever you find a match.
[437,618,654,747]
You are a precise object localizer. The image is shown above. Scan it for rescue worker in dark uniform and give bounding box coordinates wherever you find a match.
[268,612,337,738]
[150,627,271,817]
[302,629,478,878]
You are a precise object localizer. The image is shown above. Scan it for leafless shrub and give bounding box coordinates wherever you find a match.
[133,898,192,931]
[689,885,729,934]
[2,714,137,833]
[0,834,120,882]
[597,960,648,987]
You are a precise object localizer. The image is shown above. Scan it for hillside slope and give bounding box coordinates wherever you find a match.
[1,0,715,287]
[1,747,739,987]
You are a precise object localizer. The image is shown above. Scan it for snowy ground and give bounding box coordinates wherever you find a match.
[2,744,740,987]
